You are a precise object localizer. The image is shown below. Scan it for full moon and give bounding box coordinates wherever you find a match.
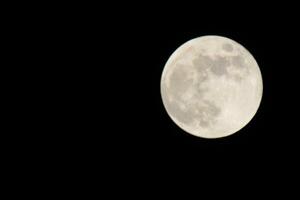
[160,35,263,138]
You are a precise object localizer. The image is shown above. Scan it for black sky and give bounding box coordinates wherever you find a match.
[15,2,300,195]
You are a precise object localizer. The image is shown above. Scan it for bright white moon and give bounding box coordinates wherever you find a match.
[160,35,263,138]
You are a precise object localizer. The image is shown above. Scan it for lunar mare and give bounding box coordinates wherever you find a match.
[160,35,263,138]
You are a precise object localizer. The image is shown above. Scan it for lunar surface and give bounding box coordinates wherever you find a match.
[160,35,263,138]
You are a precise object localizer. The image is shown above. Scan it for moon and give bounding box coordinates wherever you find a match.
[160,35,263,138]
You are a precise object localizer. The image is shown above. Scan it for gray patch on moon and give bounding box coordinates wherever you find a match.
[193,54,213,69]
[231,55,246,68]
[232,74,243,82]
[195,82,208,96]
[161,80,194,124]
[168,64,193,98]
[162,72,221,127]
[195,100,221,128]
[210,56,229,76]
[192,55,211,85]
[163,97,221,128]
[192,54,211,72]
[222,43,233,52]
[229,55,251,81]
[193,54,229,76]
[164,99,195,124]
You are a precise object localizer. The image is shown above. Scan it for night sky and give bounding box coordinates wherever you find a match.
[14,2,299,195]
